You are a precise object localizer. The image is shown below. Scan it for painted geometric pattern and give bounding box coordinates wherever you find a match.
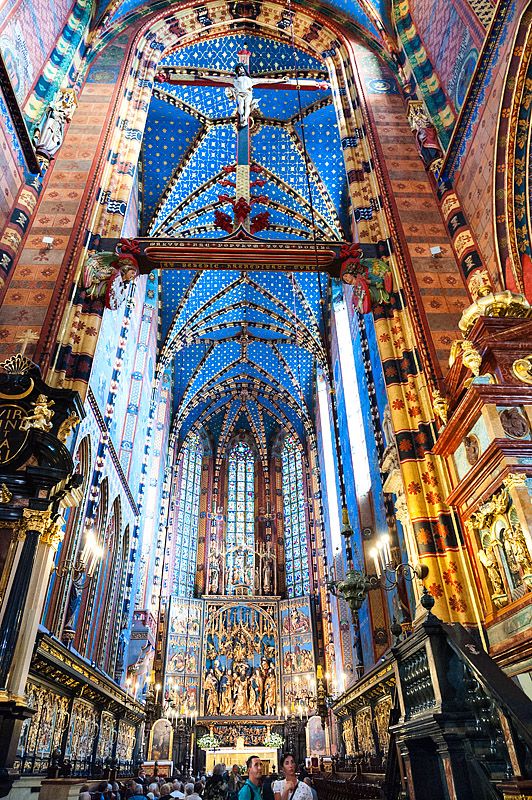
[394,0,455,145]
[409,0,483,112]
[97,0,383,38]
[160,267,328,452]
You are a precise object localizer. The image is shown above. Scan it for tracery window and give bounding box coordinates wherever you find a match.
[226,441,255,595]
[282,435,310,597]
[173,433,203,597]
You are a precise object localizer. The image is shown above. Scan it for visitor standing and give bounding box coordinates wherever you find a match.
[273,755,313,800]
[238,756,262,800]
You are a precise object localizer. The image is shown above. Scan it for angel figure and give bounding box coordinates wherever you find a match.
[82,240,140,310]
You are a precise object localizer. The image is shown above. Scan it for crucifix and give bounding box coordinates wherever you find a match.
[155,47,328,232]
[92,53,385,286]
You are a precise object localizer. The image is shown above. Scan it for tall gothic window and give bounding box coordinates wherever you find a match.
[173,433,203,597]
[282,435,310,597]
[226,441,255,595]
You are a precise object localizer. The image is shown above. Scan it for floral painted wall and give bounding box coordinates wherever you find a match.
[409,0,485,114]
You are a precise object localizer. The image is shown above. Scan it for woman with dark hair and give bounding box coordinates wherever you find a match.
[273,755,312,800]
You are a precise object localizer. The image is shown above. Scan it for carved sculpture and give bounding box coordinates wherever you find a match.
[340,246,393,314]
[342,717,355,756]
[262,550,274,594]
[355,707,374,755]
[512,354,532,385]
[264,667,276,714]
[20,394,55,432]
[374,696,392,752]
[204,669,220,715]
[33,88,78,163]
[57,413,80,444]
[506,513,532,580]
[407,101,443,168]
[82,239,140,310]
[461,340,482,377]
[431,389,448,425]
[477,542,506,605]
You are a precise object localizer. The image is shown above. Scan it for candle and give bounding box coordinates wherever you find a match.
[381,535,391,565]
[370,548,381,578]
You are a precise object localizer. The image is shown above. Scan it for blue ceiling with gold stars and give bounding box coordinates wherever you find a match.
[142,35,348,240]
[159,269,330,454]
[142,33,341,457]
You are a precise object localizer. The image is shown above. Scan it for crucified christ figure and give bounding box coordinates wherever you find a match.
[156,62,328,128]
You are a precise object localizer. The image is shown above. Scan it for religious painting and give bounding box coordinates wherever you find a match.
[165,597,203,716]
[149,718,173,761]
[307,715,327,755]
[279,597,316,713]
[202,600,279,717]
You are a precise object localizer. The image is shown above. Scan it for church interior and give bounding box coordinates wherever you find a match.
[0,0,531,798]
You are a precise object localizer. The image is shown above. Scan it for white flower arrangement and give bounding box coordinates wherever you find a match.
[263,732,284,749]
[197,733,221,750]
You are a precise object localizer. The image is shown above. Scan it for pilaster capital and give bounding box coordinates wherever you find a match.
[40,516,66,550]
[21,508,52,535]
[503,472,528,492]
[458,290,532,335]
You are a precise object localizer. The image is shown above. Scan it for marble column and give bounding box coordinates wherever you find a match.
[8,513,64,697]
[0,509,54,688]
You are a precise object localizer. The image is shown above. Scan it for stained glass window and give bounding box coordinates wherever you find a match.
[282,435,310,597]
[173,433,203,597]
[226,441,255,595]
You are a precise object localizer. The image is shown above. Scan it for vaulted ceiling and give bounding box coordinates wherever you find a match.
[94,0,392,40]
[93,6,382,460]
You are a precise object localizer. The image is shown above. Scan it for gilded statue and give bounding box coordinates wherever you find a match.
[220,670,233,715]
[204,669,219,716]
[342,718,355,757]
[21,394,55,432]
[57,412,80,444]
[506,518,532,576]
[355,707,374,755]
[233,666,250,715]
[264,668,276,714]
[374,696,392,751]
[249,675,260,715]
[477,544,506,603]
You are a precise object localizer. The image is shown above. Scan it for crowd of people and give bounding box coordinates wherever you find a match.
[77,754,318,800]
